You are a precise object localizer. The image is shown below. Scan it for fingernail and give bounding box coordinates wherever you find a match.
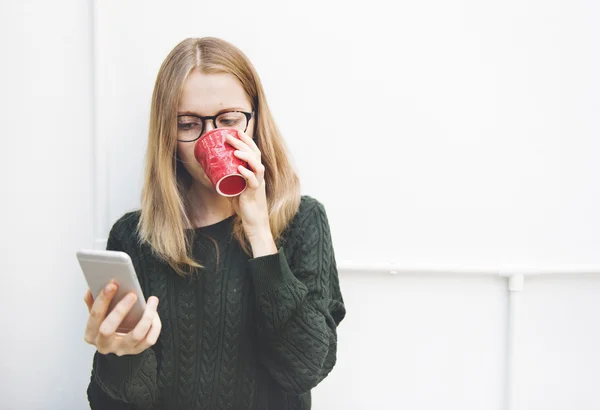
[125,293,137,304]
[104,283,115,295]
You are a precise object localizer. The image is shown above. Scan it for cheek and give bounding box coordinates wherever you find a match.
[177,142,196,163]
[177,142,206,176]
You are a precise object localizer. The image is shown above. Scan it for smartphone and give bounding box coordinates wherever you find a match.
[76,249,146,334]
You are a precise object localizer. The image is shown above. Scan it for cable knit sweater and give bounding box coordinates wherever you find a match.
[87,196,346,410]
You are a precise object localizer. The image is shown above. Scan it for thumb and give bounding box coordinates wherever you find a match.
[83,289,94,313]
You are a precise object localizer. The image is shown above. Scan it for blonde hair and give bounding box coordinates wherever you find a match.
[138,37,301,275]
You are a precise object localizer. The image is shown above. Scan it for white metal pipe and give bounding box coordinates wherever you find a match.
[91,0,110,251]
[507,274,524,410]
[338,262,600,276]
[337,263,600,410]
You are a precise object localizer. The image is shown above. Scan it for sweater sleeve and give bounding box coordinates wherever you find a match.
[87,213,159,409]
[247,200,346,394]
[89,350,158,408]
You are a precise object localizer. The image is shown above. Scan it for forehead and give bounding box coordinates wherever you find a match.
[178,69,251,114]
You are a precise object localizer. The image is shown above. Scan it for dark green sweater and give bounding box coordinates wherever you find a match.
[87,196,346,410]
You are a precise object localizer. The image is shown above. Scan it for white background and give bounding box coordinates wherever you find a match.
[97,0,600,269]
[1,0,600,409]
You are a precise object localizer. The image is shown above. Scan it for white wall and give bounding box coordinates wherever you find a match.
[517,276,600,409]
[321,272,600,410]
[1,1,599,410]
[93,0,600,269]
[0,1,95,409]
[321,273,508,410]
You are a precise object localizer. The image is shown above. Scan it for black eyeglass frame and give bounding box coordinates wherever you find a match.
[176,110,255,142]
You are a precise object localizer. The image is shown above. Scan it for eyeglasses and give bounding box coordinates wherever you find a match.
[176,110,254,142]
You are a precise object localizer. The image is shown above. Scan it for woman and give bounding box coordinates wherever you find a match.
[83,37,346,410]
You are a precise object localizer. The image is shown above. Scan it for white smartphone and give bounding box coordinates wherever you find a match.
[76,249,146,334]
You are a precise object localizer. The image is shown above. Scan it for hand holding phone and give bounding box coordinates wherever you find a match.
[83,283,161,356]
[77,249,146,332]
[77,249,161,355]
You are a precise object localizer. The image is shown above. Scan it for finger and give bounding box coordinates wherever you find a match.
[130,311,162,355]
[84,282,118,343]
[98,292,138,340]
[128,296,159,345]
[225,133,251,153]
[83,289,94,313]
[238,165,260,189]
[236,130,261,155]
[147,313,162,345]
[233,150,265,180]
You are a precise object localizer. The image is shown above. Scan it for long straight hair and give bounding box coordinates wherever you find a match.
[138,37,301,275]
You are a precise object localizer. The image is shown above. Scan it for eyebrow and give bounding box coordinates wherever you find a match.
[177,107,249,116]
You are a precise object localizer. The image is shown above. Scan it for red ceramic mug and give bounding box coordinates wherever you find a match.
[193,128,248,197]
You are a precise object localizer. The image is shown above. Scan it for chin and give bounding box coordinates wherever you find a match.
[191,172,214,190]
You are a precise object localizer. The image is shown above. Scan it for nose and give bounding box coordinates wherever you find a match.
[202,119,216,135]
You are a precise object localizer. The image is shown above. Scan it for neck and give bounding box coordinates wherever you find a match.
[185,182,234,228]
